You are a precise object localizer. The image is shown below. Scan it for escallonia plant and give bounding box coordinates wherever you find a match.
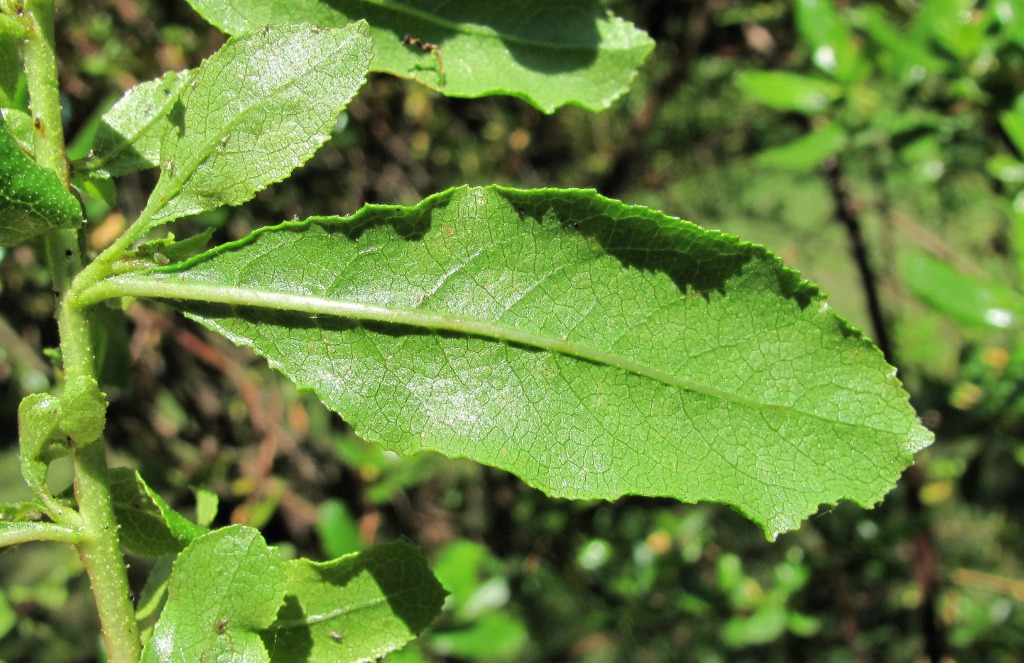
[0,1,932,661]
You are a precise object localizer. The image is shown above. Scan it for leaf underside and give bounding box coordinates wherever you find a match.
[112,186,932,539]
[183,0,654,113]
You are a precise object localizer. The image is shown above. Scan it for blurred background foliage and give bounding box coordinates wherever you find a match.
[2,0,1024,661]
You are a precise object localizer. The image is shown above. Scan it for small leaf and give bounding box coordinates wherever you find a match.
[142,525,286,663]
[0,113,84,247]
[794,0,864,83]
[109,468,208,556]
[96,186,933,539]
[193,486,219,528]
[17,393,65,502]
[183,0,654,113]
[141,22,371,229]
[58,376,107,447]
[261,540,445,663]
[0,108,33,155]
[755,123,849,172]
[1001,106,1024,158]
[735,71,842,115]
[901,252,1024,329]
[85,70,192,177]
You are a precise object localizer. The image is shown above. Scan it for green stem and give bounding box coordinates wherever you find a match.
[23,2,142,661]
[0,522,80,547]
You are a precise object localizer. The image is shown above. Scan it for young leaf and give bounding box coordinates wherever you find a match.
[85,70,192,177]
[17,394,64,505]
[261,540,446,663]
[140,22,371,230]
[86,186,933,539]
[141,525,286,663]
[58,376,107,447]
[0,113,83,247]
[108,468,208,556]
[183,0,654,113]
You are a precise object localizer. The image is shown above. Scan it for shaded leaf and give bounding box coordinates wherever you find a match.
[184,0,653,113]
[93,186,933,539]
[262,540,445,663]
[142,525,286,663]
[109,468,207,556]
[0,113,83,247]
[141,22,371,229]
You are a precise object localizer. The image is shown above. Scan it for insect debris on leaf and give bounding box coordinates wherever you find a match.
[401,33,446,86]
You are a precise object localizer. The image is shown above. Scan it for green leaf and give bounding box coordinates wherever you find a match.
[261,540,445,662]
[735,71,842,115]
[901,252,1024,329]
[58,376,107,447]
[1001,105,1024,157]
[0,108,34,156]
[0,32,24,106]
[91,186,932,539]
[85,70,192,177]
[0,113,83,247]
[141,22,371,229]
[193,486,219,527]
[794,0,864,83]
[109,468,208,556]
[316,499,362,558]
[183,0,653,113]
[754,123,849,172]
[17,393,65,503]
[142,525,286,663]
[429,611,528,660]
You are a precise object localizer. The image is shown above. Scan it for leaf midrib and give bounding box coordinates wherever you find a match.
[81,275,891,435]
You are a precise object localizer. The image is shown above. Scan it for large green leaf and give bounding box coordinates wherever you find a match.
[0,113,83,247]
[86,186,933,539]
[261,540,445,662]
[183,0,653,113]
[141,525,286,663]
[140,22,371,229]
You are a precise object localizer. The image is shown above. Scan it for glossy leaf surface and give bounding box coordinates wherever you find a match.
[87,70,192,177]
[183,0,653,113]
[141,22,371,229]
[96,186,932,539]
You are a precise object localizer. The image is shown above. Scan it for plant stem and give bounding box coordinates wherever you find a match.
[23,1,142,660]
